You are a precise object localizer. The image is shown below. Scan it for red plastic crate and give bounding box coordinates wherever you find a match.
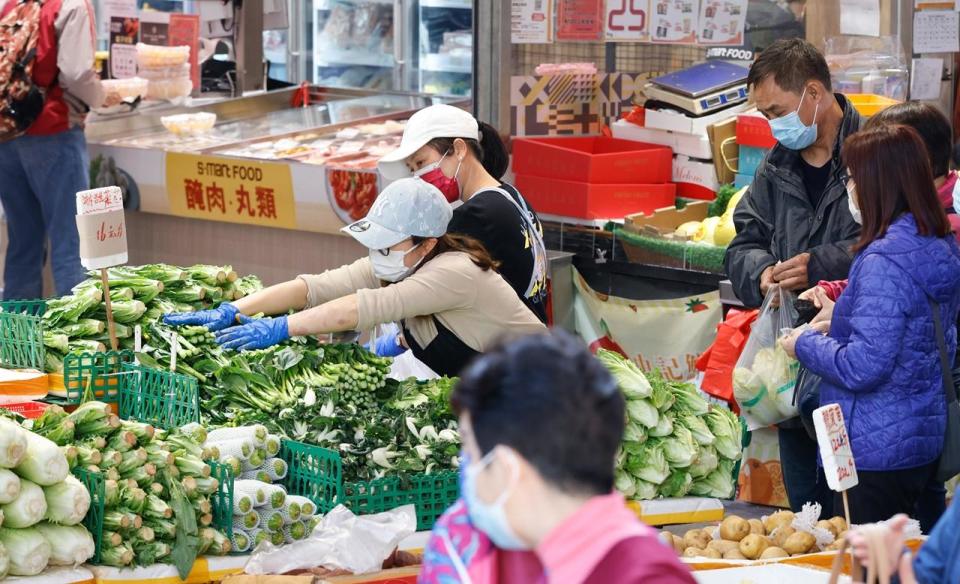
[736,114,777,149]
[512,136,673,184]
[1,401,49,419]
[515,174,676,220]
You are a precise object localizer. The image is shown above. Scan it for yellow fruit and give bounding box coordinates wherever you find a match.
[694,216,721,244]
[724,187,748,217]
[675,221,702,238]
[713,215,737,246]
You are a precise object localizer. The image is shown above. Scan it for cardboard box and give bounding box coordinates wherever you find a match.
[707,117,738,185]
[735,173,753,189]
[515,174,676,220]
[674,156,720,201]
[610,119,714,159]
[512,136,672,184]
[644,102,751,136]
[624,199,710,236]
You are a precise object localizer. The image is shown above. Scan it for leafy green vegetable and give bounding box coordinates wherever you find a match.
[596,349,652,399]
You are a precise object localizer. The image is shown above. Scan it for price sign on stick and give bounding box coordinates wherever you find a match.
[76,186,128,351]
[814,403,859,533]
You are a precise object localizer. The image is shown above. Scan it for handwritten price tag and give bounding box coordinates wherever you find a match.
[813,403,859,492]
[76,186,128,270]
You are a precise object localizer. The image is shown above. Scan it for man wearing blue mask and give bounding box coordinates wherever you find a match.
[725,38,862,518]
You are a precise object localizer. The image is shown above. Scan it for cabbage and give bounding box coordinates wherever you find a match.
[649,375,676,412]
[671,380,710,415]
[0,527,50,576]
[14,431,68,486]
[0,419,27,469]
[706,408,743,461]
[689,446,720,479]
[43,476,91,526]
[660,471,693,498]
[625,441,670,485]
[1,479,46,528]
[623,421,647,443]
[0,469,20,504]
[33,522,95,566]
[0,539,8,578]
[614,470,637,497]
[690,461,736,498]
[680,414,716,446]
[634,479,658,500]
[662,425,697,468]
[597,349,652,399]
[648,414,673,438]
[626,399,659,429]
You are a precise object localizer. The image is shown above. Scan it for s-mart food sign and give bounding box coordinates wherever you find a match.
[165,152,297,229]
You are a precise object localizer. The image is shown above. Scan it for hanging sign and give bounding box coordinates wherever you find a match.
[605,0,650,41]
[76,187,128,270]
[813,403,859,492]
[557,0,605,41]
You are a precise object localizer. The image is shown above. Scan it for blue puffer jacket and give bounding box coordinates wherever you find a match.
[795,214,960,471]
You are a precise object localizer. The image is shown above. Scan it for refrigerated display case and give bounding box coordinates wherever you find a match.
[312,0,473,96]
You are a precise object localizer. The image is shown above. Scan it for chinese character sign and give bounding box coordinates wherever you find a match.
[165,153,297,229]
[813,404,860,492]
[76,186,128,270]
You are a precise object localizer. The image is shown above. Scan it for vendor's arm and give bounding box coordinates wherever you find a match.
[805,217,859,285]
[232,279,309,316]
[795,255,907,391]
[724,182,777,308]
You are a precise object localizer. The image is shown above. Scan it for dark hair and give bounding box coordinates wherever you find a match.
[865,102,953,178]
[426,121,509,180]
[411,233,500,273]
[747,38,832,93]
[452,330,625,496]
[843,124,950,252]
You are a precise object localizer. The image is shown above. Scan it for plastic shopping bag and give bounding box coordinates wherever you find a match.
[733,286,801,430]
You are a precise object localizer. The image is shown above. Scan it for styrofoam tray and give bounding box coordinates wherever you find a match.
[693,564,850,583]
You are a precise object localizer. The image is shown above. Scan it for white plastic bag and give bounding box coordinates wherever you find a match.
[243,504,417,576]
[733,285,801,429]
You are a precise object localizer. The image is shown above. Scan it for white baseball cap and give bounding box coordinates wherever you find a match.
[342,178,453,250]
[378,104,480,180]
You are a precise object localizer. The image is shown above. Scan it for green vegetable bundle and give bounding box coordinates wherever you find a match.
[598,350,742,501]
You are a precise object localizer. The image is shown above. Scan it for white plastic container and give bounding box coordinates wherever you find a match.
[161,112,217,136]
[100,77,148,100]
[136,43,190,68]
[147,77,193,101]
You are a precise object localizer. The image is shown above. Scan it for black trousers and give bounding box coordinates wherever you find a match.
[836,462,937,525]
[779,426,835,516]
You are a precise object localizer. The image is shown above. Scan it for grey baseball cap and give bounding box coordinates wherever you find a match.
[342,178,453,250]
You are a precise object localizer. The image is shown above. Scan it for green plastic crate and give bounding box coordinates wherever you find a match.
[280,439,459,532]
[50,349,136,405]
[118,362,200,429]
[0,300,46,370]
[208,460,235,548]
[73,466,106,564]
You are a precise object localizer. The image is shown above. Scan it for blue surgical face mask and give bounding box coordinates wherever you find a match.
[846,181,862,225]
[768,87,819,151]
[462,448,530,551]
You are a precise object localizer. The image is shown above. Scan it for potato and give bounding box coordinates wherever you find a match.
[772,526,796,548]
[683,529,711,550]
[824,540,845,551]
[683,547,705,558]
[760,546,790,559]
[748,519,765,536]
[707,540,741,555]
[829,517,848,535]
[783,531,817,556]
[762,510,795,533]
[723,548,747,560]
[816,520,838,537]
[673,534,686,555]
[702,548,722,559]
[719,516,751,542]
[739,533,770,560]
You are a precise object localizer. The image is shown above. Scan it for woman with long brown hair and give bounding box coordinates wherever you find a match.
[782,124,960,524]
[163,178,546,377]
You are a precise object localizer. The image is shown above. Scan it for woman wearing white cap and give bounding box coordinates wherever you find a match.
[378,104,548,324]
[163,179,546,377]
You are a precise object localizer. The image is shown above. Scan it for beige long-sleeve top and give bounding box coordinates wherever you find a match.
[298,252,546,351]
[55,0,102,124]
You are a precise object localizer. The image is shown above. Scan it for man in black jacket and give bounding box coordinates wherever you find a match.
[725,39,862,515]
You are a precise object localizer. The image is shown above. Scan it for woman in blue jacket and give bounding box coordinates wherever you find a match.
[782,124,960,525]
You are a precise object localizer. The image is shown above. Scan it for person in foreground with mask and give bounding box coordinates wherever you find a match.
[163,179,545,377]
[724,37,863,518]
[781,124,960,525]
[378,104,548,328]
[419,331,695,584]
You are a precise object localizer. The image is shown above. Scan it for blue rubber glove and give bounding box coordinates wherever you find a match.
[367,331,407,358]
[164,302,239,332]
[215,315,290,351]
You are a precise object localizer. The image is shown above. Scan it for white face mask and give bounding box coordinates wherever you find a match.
[847,181,862,225]
[369,243,422,282]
